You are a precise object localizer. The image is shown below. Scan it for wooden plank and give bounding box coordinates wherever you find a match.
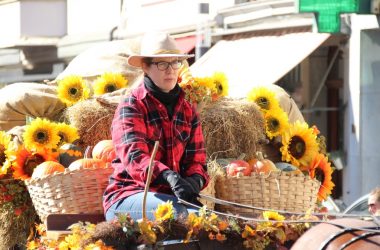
[46,213,105,231]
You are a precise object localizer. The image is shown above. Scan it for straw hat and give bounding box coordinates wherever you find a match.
[127,32,194,68]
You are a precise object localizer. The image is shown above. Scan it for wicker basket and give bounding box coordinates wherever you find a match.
[199,178,215,209]
[25,166,113,222]
[215,171,320,215]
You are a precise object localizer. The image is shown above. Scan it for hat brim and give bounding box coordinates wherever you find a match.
[127,53,194,68]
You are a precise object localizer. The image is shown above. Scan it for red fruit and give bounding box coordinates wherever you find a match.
[226,160,252,177]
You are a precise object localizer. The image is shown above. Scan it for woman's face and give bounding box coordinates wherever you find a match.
[142,57,182,93]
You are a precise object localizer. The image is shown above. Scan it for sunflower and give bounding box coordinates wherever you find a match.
[280,121,319,167]
[55,122,79,146]
[93,72,128,96]
[264,107,289,139]
[12,147,58,180]
[247,87,280,112]
[57,75,90,106]
[154,201,174,222]
[193,77,215,91]
[0,131,11,175]
[23,118,60,152]
[308,153,335,202]
[212,72,229,98]
[263,211,285,221]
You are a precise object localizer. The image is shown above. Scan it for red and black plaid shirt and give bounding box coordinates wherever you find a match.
[103,83,209,212]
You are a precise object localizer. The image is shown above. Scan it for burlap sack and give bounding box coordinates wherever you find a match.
[0,83,65,131]
[52,38,143,87]
[267,84,304,123]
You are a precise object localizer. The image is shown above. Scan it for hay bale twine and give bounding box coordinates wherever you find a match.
[200,98,266,160]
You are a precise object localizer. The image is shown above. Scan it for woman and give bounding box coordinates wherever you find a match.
[103,32,209,221]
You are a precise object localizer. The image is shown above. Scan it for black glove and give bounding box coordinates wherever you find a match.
[185,174,205,194]
[161,170,198,202]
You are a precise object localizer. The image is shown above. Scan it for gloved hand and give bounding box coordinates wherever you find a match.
[185,174,205,194]
[161,170,198,202]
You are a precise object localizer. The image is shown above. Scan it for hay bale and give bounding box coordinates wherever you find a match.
[64,88,132,149]
[64,98,118,149]
[200,98,266,160]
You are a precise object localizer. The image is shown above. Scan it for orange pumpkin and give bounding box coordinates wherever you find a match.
[92,140,116,163]
[251,152,278,174]
[68,158,107,171]
[31,161,65,179]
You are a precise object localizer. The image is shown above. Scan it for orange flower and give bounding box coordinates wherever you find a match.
[308,153,335,202]
[208,232,215,240]
[242,225,256,238]
[11,147,58,180]
[218,220,229,231]
[311,125,320,135]
[216,233,227,242]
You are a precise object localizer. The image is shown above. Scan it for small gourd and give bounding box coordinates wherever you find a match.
[68,146,107,171]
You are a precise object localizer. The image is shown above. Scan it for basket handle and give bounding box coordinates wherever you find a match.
[142,141,160,221]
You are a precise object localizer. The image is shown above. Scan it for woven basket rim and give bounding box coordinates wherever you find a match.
[24,165,113,185]
[219,170,321,185]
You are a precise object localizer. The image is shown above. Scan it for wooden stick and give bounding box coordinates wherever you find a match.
[142,141,160,221]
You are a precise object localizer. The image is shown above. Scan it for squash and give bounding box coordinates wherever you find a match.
[58,143,83,167]
[31,161,65,179]
[68,146,107,171]
[68,158,107,171]
[92,140,116,163]
[252,152,278,174]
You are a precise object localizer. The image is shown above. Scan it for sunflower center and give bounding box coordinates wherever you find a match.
[105,84,117,93]
[69,87,78,96]
[216,82,223,93]
[24,154,45,177]
[289,136,306,159]
[257,97,269,110]
[0,145,5,165]
[315,168,325,184]
[58,132,67,144]
[34,130,48,143]
[268,118,280,132]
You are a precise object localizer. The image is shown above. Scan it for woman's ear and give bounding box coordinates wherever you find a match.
[141,62,149,74]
